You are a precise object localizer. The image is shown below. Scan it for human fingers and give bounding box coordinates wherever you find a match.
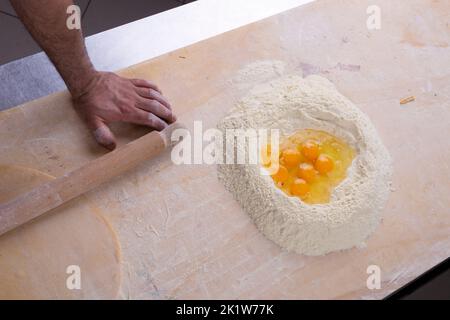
[123,108,168,131]
[130,79,162,94]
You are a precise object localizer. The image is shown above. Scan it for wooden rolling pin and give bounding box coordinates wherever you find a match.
[0,122,186,237]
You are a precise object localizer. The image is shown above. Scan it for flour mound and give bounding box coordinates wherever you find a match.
[217,75,392,256]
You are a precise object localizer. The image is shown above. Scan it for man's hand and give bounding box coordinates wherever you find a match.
[11,0,177,150]
[73,72,176,150]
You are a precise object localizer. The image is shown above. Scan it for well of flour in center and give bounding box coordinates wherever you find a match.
[218,67,392,255]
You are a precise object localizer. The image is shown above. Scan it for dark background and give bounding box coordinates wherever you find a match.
[0,0,448,300]
[0,0,194,65]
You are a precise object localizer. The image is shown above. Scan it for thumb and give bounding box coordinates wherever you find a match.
[91,119,117,151]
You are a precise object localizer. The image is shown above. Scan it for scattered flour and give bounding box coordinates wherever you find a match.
[217,66,392,256]
[230,60,286,87]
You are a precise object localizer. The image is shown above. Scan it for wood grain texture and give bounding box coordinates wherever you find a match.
[0,0,449,299]
[0,123,183,237]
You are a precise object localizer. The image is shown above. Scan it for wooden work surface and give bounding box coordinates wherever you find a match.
[1,0,449,299]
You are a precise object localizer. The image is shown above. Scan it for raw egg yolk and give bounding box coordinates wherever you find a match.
[282,149,301,168]
[271,165,289,183]
[315,154,334,174]
[290,179,310,197]
[302,140,319,161]
[297,163,317,183]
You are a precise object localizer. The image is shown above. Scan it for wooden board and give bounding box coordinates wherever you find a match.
[1,0,449,299]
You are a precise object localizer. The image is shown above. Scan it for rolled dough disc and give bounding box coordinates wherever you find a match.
[0,165,122,299]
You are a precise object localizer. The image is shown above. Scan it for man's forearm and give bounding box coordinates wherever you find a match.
[11,0,175,150]
[11,0,97,97]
